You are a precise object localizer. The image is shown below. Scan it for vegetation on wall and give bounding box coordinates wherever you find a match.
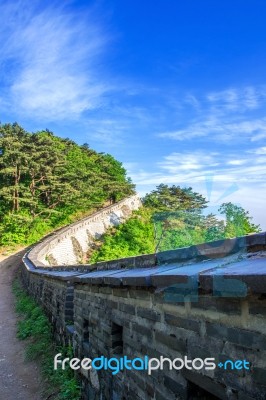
[0,122,135,246]
[89,184,260,262]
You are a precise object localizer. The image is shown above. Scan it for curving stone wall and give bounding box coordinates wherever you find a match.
[20,199,266,400]
[28,195,141,267]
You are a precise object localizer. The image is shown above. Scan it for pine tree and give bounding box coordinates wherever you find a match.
[0,122,135,245]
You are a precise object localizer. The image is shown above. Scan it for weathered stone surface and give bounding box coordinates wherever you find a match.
[163,375,187,397]
[184,370,228,400]
[199,258,266,294]
[137,307,161,321]
[164,314,200,333]
[191,296,242,315]
[118,303,135,315]
[155,331,186,353]
[21,208,266,400]
[252,367,266,386]
[28,195,141,266]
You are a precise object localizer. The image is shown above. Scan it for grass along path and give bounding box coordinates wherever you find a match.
[12,280,81,400]
[0,249,42,400]
[0,249,81,399]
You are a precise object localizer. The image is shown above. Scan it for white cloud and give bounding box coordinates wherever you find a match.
[131,149,266,229]
[251,132,266,142]
[207,88,240,110]
[252,147,266,155]
[0,1,109,120]
[159,116,224,141]
[84,118,129,146]
[184,94,201,111]
[227,159,247,166]
[207,86,265,111]
[82,104,158,147]
[131,149,266,190]
[157,86,266,143]
[158,152,220,172]
[159,116,266,142]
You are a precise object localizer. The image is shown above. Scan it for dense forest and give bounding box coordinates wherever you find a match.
[89,183,260,262]
[0,123,135,246]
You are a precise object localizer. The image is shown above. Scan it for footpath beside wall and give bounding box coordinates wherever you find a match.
[21,198,266,400]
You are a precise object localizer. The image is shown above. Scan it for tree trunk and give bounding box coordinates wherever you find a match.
[12,164,20,212]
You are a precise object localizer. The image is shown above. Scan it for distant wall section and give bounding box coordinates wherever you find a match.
[28,195,141,267]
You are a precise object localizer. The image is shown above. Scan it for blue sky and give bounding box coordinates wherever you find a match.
[1,0,266,229]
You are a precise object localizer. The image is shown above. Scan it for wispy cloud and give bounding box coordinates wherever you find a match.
[82,104,158,147]
[0,1,109,120]
[227,159,247,166]
[158,152,220,172]
[207,86,263,111]
[184,94,201,111]
[131,148,266,188]
[158,86,266,143]
[159,117,266,142]
[84,118,129,147]
[129,147,266,229]
[252,147,266,155]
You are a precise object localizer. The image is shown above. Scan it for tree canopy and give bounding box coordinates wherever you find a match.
[90,184,261,262]
[219,202,260,238]
[142,183,208,211]
[0,122,135,245]
[0,123,260,256]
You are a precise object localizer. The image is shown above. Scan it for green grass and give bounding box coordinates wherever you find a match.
[12,279,81,400]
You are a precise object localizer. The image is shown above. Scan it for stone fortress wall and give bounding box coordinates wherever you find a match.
[29,195,142,267]
[21,196,266,400]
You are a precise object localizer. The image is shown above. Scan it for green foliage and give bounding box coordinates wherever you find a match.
[90,208,155,262]
[219,202,261,238]
[12,280,80,400]
[142,183,208,211]
[0,212,30,244]
[89,185,261,262]
[0,122,135,246]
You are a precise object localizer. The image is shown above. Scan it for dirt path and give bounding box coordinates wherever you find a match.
[0,250,42,400]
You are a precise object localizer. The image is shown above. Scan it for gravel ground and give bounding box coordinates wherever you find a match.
[0,250,42,400]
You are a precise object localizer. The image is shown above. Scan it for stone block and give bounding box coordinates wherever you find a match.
[129,289,151,300]
[107,300,118,309]
[164,375,187,397]
[119,303,136,315]
[132,323,153,338]
[155,388,176,400]
[155,331,186,353]
[184,370,227,400]
[192,296,241,315]
[112,288,129,298]
[227,327,266,350]
[252,367,266,386]
[137,307,160,321]
[206,322,228,340]
[164,314,200,333]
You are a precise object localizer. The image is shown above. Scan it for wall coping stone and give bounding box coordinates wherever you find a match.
[22,199,266,296]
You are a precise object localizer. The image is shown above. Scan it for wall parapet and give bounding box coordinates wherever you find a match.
[27,194,142,267]
[21,200,266,400]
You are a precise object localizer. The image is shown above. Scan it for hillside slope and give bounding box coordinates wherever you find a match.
[0,122,135,247]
